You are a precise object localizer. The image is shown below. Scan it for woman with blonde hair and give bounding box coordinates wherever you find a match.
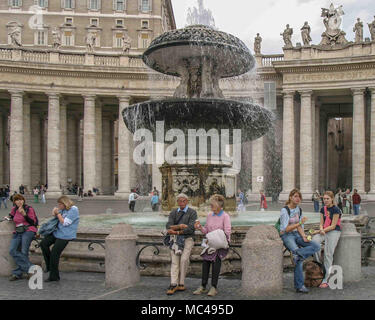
[40,195,79,282]
[279,189,320,293]
[193,194,231,297]
[312,191,342,288]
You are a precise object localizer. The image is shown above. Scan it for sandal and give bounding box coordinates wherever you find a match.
[319,282,329,288]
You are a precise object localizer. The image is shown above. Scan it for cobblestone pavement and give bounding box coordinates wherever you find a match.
[1,198,374,219]
[1,267,375,300]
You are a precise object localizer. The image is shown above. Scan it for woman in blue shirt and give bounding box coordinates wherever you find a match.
[279,189,320,293]
[40,196,79,282]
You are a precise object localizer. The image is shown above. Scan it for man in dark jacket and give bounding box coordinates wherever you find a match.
[165,193,197,295]
[352,189,361,216]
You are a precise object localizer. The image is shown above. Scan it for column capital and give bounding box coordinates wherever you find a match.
[118,95,131,103]
[9,90,24,97]
[351,88,366,95]
[47,92,60,100]
[282,90,295,98]
[83,94,96,102]
[368,87,375,94]
[299,90,313,97]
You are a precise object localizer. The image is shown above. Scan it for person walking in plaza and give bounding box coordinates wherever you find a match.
[193,194,231,297]
[151,192,160,212]
[33,187,39,203]
[77,186,84,201]
[342,188,352,214]
[165,194,197,295]
[312,190,321,213]
[335,188,343,212]
[40,185,46,204]
[311,191,342,288]
[40,196,80,282]
[4,194,38,281]
[279,189,320,293]
[260,190,267,211]
[0,187,8,209]
[352,189,361,215]
[128,189,139,212]
[237,189,246,212]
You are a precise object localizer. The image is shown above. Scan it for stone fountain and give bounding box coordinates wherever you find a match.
[123,25,274,212]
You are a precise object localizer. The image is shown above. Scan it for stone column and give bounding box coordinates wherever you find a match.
[60,100,68,191]
[319,112,328,190]
[352,88,366,194]
[22,97,31,192]
[368,88,375,199]
[83,95,97,193]
[102,115,113,195]
[95,100,103,193]
[41,114,47,185]
[242,225,283,296]
[0,111,3,185]
[31,113,41,187]
[105,224,139,289]
[77,118,83,186]
[67,113,77,186]
[3,112,10,185]
[9,90,24,193]
[115,96,134,198]
[47,93,62,197]
[279,91,295,201]
[314,100,321,192]
[299,90,314,198]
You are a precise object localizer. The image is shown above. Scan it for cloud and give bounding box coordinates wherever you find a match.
[171,0,375,54]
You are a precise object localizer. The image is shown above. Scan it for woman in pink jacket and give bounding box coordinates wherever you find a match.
[193,194,231,297]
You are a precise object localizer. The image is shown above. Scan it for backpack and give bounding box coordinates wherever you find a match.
[275,206,303,234]
[304,260,326,287]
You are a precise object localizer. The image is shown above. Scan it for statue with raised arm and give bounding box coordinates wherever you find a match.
[301,22,312,46]
[353,18,363,43]
[52,27,61,49]
[254,33,262,55]
[122,32,132,54]
[8,25,22,47]
[319,3,348,46]
[86,32,96,52]
[369,16,375,41]
[281,24,293,48]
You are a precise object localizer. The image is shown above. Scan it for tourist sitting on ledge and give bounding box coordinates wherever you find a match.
[193,194,231,297]
[165,193,197,296]
[279,189,320,294]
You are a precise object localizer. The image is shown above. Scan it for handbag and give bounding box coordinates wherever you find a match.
[15,225,29,233]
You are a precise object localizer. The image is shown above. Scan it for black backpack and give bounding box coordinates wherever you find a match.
[12,205,39,227]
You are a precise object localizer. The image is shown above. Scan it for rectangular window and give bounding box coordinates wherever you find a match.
[38,0,48,8]
[36,30,47,45]
[65,17,73,25]
[88,0,101,10]
[9,0,22,7]
[141,33,149,48]
[62,0,75,9]
[139,0,151,12]
[90,18,99,27]
[114,0,125,11]
[142,20,149,29]
[63,31,73,46]
[116,19,124,27]
[115,33,123,48]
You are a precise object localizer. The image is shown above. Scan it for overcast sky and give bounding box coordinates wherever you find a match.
[171,0,375,54]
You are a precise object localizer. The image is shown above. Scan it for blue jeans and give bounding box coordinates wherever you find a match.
[9,231,36,277]
[0,197,7,209]
[281,232,321,289]
[353,204,360,215]
[313,201,319,213]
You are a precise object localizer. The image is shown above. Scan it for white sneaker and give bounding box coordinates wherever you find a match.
[207,287,218,296]
[193,286,208,295]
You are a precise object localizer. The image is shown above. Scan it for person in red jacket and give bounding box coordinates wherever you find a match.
[260,190,268,211]
[352,189,361,216]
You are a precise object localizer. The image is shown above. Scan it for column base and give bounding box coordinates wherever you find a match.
[300,191,313,202]
[247,193,261,202]
[114,191,130,199]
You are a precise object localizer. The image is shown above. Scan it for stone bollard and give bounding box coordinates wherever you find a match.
[241,225,283,297]
[0,221,16,276]
[334,221,361,282]
[105,223,139,289]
